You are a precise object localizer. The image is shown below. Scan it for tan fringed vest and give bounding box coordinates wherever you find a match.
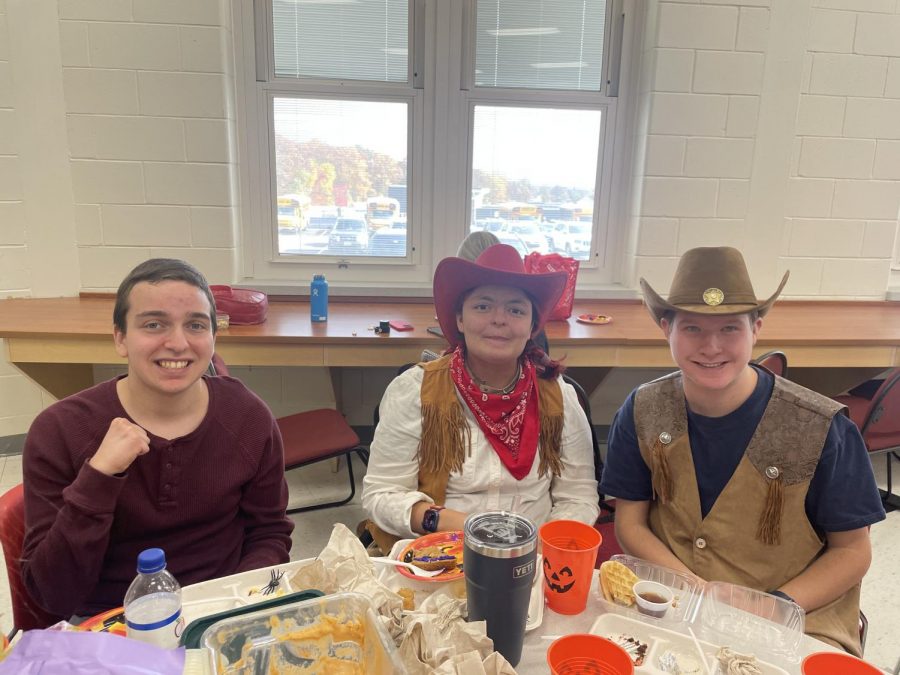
[366,355,565,554]
[633,372,862,656]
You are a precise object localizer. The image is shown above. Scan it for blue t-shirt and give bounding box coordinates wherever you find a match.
[600,366,886,533]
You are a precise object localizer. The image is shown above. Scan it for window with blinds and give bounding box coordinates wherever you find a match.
[468,0,611,261]
[239,0,627,283]
[272,0,408,83]
[475,0,606,91]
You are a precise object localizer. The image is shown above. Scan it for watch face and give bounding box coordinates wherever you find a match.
[423,507,441,533]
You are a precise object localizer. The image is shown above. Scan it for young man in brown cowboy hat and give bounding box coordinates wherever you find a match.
[362,244,599,552]
[601,246,885,656]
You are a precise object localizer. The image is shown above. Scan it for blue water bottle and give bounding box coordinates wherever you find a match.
[311,274,328,322]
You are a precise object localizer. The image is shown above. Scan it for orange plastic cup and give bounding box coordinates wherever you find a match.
[547,634,634,675]
[802,651,882,674]
[539,519,602,615]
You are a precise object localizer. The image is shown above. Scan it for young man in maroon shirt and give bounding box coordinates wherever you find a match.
[22,259,293,618]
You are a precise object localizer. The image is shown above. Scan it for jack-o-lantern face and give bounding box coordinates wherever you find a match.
[543,557,575,593]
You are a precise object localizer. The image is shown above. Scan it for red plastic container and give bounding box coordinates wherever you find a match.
[802,651,881,674]
[547,634,634,675]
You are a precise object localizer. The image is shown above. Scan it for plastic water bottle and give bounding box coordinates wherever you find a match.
[123,548,184,649]
[311,274,328,322]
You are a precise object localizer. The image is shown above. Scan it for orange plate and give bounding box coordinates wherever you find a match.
[397,531,465,583]
[576,313,612,325]
[78,606,127,637]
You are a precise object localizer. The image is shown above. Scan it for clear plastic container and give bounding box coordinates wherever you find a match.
[692,581,805,663]
[596,554,702,626]
[200,591,404,674]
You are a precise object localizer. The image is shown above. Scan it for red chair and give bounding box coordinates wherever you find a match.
[754,350,788,378]
[0,484,61,638]
[210,354,368,514]
[833,369,900,511]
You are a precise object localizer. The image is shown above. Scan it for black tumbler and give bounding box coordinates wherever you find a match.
[464,511,537,667]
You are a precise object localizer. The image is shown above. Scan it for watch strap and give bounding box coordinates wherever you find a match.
[422,505,445,533]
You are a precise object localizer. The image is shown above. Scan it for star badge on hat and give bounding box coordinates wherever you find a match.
[703,287,724,306]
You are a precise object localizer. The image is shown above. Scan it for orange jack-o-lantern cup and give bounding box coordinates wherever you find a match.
[539,519,602,615]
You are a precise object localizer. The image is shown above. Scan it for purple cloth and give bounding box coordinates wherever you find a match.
[0,630,184,674]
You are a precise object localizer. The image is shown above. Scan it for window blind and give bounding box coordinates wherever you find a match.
[475,0,606,91]
[273,0,408,82]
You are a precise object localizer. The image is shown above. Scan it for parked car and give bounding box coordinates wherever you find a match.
[307,215,337,234]
[549,221,591,259]
[495,231,531,258]
[502,221,549,254]
[473,218,506,233]
[327,217,369,253]
[369,226,407,257]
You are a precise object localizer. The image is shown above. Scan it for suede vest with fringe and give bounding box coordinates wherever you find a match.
[633,372,861,656]
[367,354,564,554]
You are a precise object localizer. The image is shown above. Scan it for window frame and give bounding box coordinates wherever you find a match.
[231,0,636,292]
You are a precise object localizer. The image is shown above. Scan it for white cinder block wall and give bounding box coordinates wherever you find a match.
[632,0,900,301]
[2,0,900,434]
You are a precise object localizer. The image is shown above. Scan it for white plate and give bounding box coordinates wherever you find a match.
[525,554,544,632]
[590,613,790,674]
[180,560,307,626]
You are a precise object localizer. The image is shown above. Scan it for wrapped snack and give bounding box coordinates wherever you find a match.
[715,646,763,675]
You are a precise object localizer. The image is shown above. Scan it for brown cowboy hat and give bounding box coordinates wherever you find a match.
[433,244,567,348]
[641,246,789,326]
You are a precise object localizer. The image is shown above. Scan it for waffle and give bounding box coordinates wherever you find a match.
[599,560,639,606]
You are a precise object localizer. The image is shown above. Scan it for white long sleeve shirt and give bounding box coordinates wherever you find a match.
[362,366,601,539]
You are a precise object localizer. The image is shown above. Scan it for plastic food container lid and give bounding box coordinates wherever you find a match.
[180,589,323,648]
[199,591,403,674]
[693,581,805,662]
[598,554,702,625]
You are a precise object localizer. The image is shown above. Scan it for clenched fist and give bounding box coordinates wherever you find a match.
[89,417,151,476]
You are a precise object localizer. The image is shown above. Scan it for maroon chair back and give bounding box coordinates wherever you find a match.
[0,484,61,633]
[754,350,788,378]
[210,352,230,377]
[850,369,900,452]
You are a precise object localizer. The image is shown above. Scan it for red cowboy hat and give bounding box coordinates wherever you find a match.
[433,244,567,348]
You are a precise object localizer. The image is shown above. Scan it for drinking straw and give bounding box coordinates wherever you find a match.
[506,495,522,542]
[687,627,712,675]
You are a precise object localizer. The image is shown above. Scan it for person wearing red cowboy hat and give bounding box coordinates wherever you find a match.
[361,244,600,551]
[601,247,885,656]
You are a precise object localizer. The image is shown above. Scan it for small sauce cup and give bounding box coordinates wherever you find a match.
[633,580,673,618]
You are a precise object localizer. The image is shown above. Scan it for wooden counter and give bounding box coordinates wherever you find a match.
[2,296,899,398]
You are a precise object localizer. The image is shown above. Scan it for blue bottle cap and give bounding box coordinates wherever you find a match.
[137,548,166,574]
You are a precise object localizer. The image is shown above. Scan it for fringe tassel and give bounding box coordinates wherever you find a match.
[756,475,784,546]
[651,438,674,504]
[537,413,564,479]
[418,402,470,476]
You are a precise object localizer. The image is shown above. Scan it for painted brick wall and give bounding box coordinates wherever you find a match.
[59,0,237,287]
[631,0,900,299]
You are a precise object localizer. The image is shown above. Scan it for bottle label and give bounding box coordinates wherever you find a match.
[125,594,184,649]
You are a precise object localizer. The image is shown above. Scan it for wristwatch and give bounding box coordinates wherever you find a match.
[421,505,445,533]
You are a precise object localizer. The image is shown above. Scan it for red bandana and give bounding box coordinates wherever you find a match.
[449,347,540,480]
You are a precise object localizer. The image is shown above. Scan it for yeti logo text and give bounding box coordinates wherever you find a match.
[513,561,534,579]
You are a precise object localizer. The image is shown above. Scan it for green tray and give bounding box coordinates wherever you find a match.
[179,589,324,649]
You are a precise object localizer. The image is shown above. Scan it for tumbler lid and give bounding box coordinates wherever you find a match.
[464,511,537,558]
